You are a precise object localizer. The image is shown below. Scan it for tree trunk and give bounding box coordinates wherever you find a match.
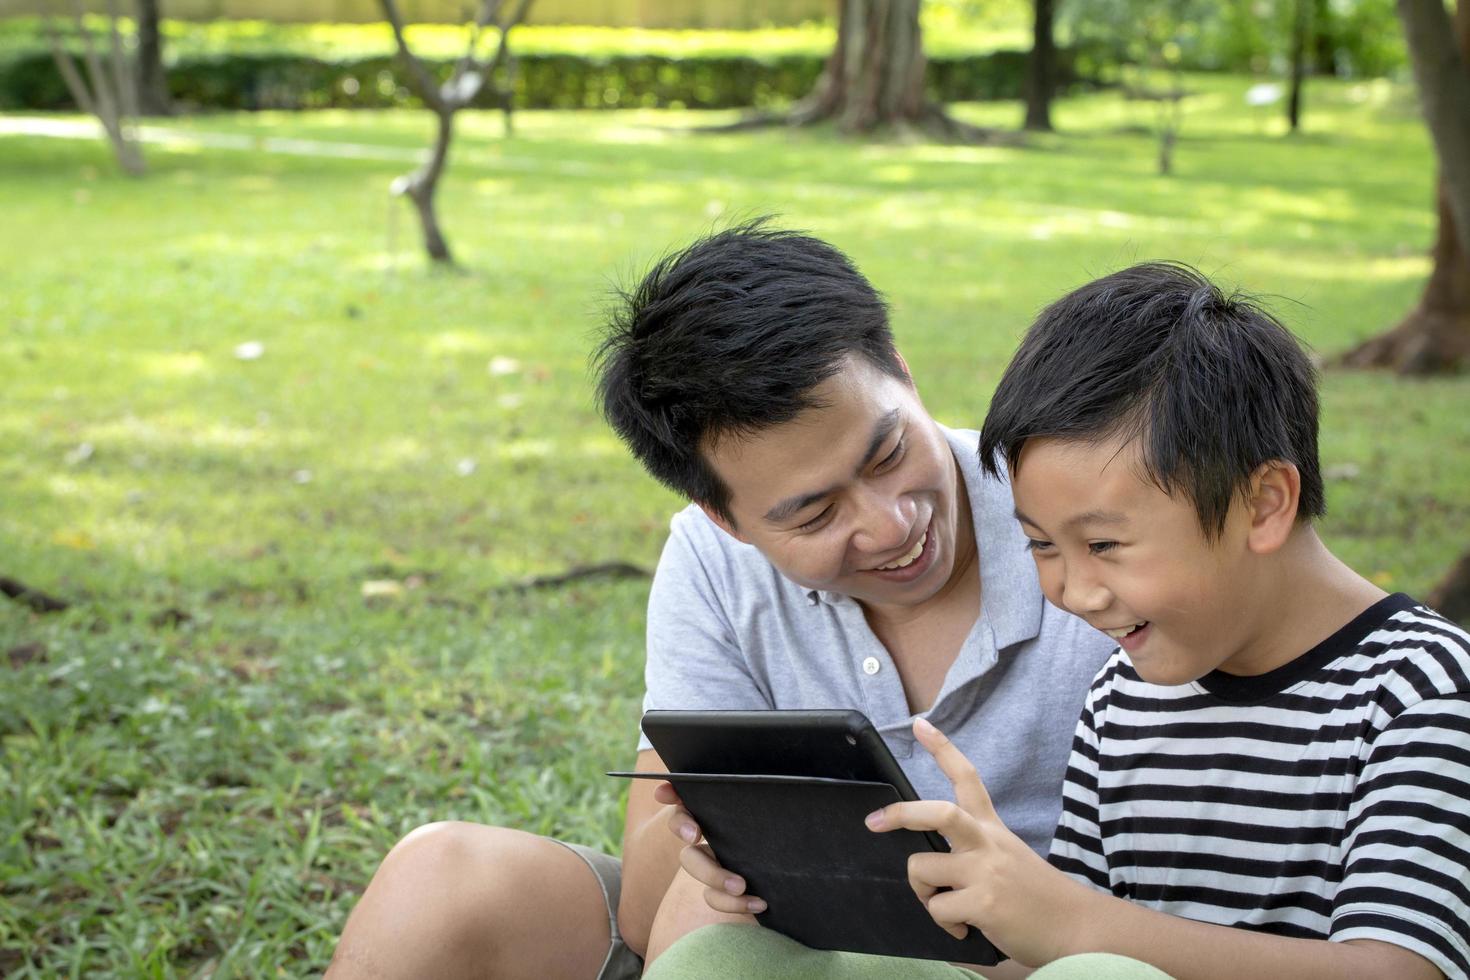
[45,12,146,175]
[135,0,171,116]
[380,0,533,265]
[782,0,990,139]
[794,0,926,131]
[706,0,1006,142]
[1024,0,1056,132]
[1341,187,1470,372]
[1311,0,1338,75]
[1286,0,1309,133]
[404,109,455,264]
[1339,0,1470,374]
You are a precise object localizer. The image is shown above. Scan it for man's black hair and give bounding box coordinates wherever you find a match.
[979,262,1325,538]
[594,219,906,524]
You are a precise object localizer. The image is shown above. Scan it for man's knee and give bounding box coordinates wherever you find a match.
[374,822,555,926]
[331,823,611,979]
[383,821,509,880]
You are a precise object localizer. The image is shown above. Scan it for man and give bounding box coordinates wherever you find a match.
[326,222,1114,978]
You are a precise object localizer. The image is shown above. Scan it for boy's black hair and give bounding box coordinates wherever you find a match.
[594,219,906,525]
[979,262,1325,539]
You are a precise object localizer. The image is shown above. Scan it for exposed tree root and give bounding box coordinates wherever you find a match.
[0,575,70,613]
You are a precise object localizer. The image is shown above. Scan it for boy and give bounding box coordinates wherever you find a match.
[648,263,1470,979]
[326,223,1115,978]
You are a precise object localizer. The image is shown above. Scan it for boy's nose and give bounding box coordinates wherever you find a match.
[1061,571,1112,616]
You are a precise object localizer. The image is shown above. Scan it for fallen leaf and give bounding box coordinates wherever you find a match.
[487,356,521,377]
[52,528,95,550]
[361,579,404,599]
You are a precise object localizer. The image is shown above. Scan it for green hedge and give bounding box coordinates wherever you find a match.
[0,46,1084,112]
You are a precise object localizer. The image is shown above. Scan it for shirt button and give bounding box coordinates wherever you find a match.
[862,657,881,676]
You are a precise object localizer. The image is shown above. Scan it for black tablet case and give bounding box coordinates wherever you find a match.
[611,712,1003,965]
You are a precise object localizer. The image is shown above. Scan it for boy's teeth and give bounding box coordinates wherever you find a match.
[877,532,927,570]
[1105,623,1146,639]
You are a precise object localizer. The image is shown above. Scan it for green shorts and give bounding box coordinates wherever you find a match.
[643,924,1175,980]
[555,841,645,980]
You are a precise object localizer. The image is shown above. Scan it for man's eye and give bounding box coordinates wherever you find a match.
[1088,541,1118,555]
[798,506,834,532]
[1024,538,1053,553]
[878,440,905,471]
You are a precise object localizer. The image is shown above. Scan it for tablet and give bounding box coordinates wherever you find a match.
[609,709,1003,965]
[643,708,921,795]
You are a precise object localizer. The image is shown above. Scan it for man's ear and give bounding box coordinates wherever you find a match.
[698,502,748,544]
[895,350,913,383]
[1245,461,1301,555]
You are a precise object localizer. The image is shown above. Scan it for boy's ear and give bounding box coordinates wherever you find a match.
[1245,461,1301,555]
[895,351,914,384]
[698,502,748,543]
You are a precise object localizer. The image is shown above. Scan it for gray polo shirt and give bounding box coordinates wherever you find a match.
[639,425,1116,854]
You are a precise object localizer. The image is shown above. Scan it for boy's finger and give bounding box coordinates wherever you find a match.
[924,890,975,940]
[907,851,960,891]
[867,800,983,850]
[910,878,938,905]
[664,803,701,844]
[703,885,767,916]
[914,717,995,818]
[678,842,748,896]
[653,781,683,807]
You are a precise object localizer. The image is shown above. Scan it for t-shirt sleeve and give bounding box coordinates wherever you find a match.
[1332,694,1470,979]
[637,514,772,752]
[1047,679,1111,892]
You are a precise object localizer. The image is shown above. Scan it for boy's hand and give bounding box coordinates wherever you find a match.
[865,718,1098,966]
[652,781,769,915]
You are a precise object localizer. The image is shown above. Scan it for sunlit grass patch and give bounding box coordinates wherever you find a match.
[1,72,1467,974]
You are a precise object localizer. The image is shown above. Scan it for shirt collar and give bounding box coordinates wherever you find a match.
[946,424,1044,651]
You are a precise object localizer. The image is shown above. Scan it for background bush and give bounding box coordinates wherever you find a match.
[0,7,1408,114]
[0,33,1083,112]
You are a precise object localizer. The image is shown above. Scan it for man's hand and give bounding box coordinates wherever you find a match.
[865,718,1098,966]
[653,781,768,915]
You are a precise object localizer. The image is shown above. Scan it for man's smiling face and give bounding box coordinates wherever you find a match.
[699,355,971,616]
[1010,435,1269,685]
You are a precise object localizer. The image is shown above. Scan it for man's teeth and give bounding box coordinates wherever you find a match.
[1105,623,1147,639]
[877,532,927,571]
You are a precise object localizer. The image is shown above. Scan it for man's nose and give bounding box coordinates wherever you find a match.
[851,488,912,555]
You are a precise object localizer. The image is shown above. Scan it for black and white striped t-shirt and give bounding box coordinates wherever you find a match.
[1048,593,1470,978]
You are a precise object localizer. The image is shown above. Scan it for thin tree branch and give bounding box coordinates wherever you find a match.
[378,0,446,112]
[106,0,139,122]
[453,0,501,80]
[489,0,533,73]
[43,17,99,117]
[73,0,121,130]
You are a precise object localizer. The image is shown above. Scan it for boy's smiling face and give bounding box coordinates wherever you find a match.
[1011,435,1272,685]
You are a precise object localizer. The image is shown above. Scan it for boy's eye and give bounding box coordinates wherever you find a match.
[876,439,906,472]
[797,505,834,533]
[1088,540,1118,555]
[1024,538,1053,553]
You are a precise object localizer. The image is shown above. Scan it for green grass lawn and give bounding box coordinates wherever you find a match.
[2,74,1468,975]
